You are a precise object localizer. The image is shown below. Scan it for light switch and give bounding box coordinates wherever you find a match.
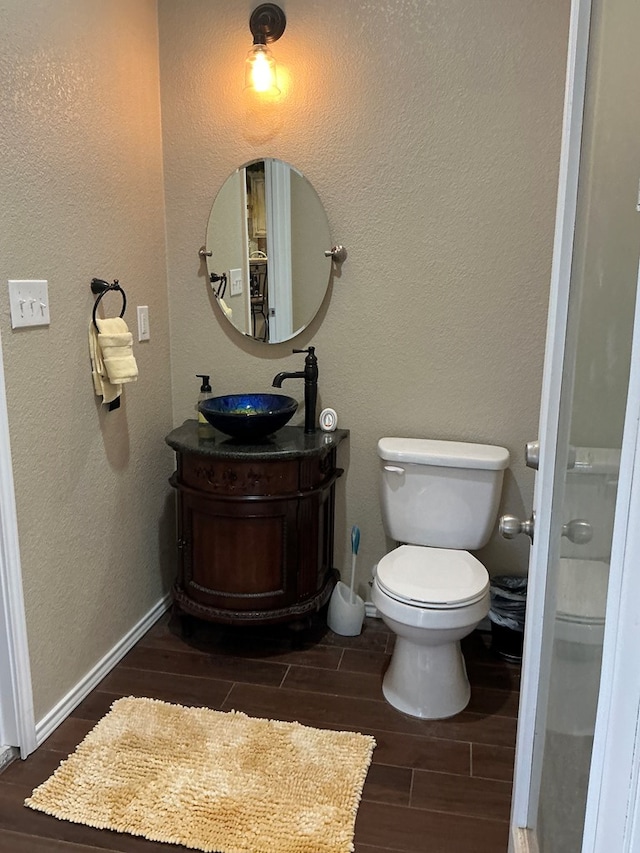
[229,269,243,297]
[137,305,150,341]
[8,280,50,328]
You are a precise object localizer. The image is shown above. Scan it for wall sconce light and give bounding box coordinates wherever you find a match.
[244,4,286,96]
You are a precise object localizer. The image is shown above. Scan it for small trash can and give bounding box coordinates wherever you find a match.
[489,575,527,662]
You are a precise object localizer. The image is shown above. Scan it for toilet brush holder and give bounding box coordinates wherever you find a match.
[327,525,365,636]
[327,582,366,636]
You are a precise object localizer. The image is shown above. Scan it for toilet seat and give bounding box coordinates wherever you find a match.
[376,545,489,609]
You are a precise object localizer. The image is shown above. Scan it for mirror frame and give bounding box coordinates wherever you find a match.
[204,158,334,344]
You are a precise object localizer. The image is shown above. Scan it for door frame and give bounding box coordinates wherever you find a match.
[0,326,36,758]
[509,0,640,847]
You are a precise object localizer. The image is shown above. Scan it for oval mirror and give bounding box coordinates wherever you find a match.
[205,159,332,344]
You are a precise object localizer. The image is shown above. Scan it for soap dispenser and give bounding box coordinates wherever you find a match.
[196,374,212,423]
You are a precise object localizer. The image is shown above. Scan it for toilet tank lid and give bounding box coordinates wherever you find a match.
[378,438,510,470]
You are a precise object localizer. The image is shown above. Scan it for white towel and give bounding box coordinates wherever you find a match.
[96,317,138,384]
[88,323,121,404]
[219,297,233,319]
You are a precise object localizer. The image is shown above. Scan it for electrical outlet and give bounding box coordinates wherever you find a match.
[229,269,243,297]
[8,280,50,328]
[137,305,150,341]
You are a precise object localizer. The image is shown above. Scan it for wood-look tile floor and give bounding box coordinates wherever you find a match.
[0,612,520,853]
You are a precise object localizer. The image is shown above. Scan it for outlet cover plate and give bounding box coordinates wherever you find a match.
[137,305,150,341]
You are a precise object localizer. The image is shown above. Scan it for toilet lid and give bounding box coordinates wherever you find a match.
[376,545,490,608]
[556,558,608,624]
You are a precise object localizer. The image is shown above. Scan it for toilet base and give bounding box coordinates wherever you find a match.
[382,636,471,719]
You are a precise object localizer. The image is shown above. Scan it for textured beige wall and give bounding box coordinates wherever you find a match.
[159,0,571,594]
[0,0,573,727]
[0,0,174,720]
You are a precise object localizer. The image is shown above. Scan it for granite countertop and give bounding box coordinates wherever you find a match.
[166,420,349,460]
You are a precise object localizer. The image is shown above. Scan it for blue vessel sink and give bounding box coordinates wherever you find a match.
[199,393,298,440]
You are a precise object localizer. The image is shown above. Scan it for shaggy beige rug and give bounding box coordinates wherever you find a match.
[25,696,375,853]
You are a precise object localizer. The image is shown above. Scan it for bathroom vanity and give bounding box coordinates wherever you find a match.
[165,420,348,627]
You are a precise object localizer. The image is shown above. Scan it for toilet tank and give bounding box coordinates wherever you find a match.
[378,438,510,550]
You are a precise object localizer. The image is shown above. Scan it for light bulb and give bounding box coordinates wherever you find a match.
[245,44,280,95]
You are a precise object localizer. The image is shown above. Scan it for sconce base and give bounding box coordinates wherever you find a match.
[249,4,286,44]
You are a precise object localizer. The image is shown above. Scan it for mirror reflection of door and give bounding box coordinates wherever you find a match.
[265,159,293,343]
[247,160,294,342]
[205,159,332,344]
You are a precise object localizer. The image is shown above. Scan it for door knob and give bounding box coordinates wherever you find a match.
[525,441,540,470]
[524,440,577,470]
[499,513,535,543]
[562,518,593,544]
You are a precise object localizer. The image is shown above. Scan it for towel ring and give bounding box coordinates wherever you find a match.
[91,278,127,330]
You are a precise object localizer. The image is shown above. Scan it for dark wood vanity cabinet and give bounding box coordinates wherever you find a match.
[165,422,348,626]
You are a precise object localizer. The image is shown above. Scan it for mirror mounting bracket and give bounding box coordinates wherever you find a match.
[324,245,348,265]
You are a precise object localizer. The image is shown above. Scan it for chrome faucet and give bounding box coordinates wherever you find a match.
[272,347,318,434]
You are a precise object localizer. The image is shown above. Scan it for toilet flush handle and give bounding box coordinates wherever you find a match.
[383,465,405,475]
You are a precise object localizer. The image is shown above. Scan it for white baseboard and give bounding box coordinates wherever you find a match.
[0,745,18,773]
[35,594,171,747]
[365,601,379,618]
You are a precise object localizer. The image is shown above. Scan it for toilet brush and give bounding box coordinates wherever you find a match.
[349,525,360,603]
[327,525,365,636]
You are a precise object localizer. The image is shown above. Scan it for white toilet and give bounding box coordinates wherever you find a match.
[371,437,510,719]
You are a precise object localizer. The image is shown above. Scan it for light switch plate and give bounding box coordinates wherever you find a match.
[229,269,243,297]
[8,280,50,328]
[137,305,150,341]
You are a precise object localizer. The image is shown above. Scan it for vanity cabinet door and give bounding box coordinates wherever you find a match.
[179,492,299,614]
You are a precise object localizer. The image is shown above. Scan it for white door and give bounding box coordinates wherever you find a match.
[508,0,640,849]
[264,158,293,343]
[0,328,36,759]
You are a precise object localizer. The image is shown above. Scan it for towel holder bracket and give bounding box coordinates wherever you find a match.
[91,278,115,295]
[91,278,127,330]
